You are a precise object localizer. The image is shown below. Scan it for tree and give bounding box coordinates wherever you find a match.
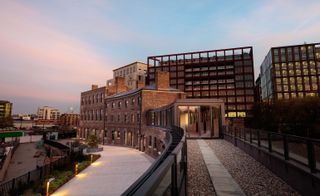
[87,135,98,148]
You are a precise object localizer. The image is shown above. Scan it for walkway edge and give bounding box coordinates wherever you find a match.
[197,140,246,196]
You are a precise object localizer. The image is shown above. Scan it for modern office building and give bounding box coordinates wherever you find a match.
[113,61,148,90]
[147,47,255,119]
[37,106,60,120]
[260,43,320,102]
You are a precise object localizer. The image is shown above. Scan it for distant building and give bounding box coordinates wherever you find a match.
[37,106,60,120]
[255,74,262,102]
[59,113,80,128]
[0,100,12,128]
[113,62,148,90]
[260,42,320,102]
[0,100,12,119]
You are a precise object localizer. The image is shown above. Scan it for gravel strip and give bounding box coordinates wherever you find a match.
[187,140,216,196]
[205,139,300,196]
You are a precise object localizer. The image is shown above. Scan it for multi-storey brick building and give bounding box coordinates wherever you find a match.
[79,85,107,141]
[147,47,255,123]
[104,71,186,156]
[260,42,320,102]
[59,113,80,128]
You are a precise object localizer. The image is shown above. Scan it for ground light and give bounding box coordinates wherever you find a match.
[75,163,79,175]
[91,154,93,164]
[46,177,55,196]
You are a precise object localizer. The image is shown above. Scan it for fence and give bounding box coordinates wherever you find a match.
[224,126,320,196]
[0,156,69,196]
[122,125,187,196]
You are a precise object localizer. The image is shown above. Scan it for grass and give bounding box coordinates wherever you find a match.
[32,154,101,195]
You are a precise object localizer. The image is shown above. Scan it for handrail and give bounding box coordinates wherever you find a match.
[224,126,320,173]
[122,126,185,196]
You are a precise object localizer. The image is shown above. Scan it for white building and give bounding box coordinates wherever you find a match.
[112,62,148,90]
[37,106,60,120]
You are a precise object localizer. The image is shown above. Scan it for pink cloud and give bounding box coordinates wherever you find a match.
[0,1,118,108]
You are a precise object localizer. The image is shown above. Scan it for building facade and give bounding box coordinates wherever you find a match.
[59,113,80,128]
[37,106,60,120]
[260,43,320,102]
[79,85,107,141]
[147,47,255,120]
[0,100,12,128]
[113,62,148,90]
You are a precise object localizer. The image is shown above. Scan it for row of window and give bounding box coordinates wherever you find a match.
[275,76,318,85]
[276,84,318,92]
[106,113,141,124]
[81,109,104,121]
[273,46,320,63]
[106,97,141,109]
[82,93,105,105]
[277,92,318,99]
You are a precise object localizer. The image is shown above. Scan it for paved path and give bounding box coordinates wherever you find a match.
[197,140,245,196]
[52,146,154,196]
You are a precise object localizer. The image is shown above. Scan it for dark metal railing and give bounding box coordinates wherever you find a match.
[224,126,320,173]
[122,126,187,196]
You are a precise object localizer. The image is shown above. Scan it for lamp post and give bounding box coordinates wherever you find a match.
[46,177,55,196]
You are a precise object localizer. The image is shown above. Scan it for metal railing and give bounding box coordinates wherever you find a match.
[122,126,187,196]
[224,126,320,173]
[0,156,69,196]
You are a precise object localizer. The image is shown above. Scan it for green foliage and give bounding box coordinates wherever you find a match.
[246,97,320,137]
[87,134,98,148]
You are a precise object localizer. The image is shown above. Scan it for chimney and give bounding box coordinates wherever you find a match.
[136,80,145,89]
[115,77,127,93]
[91,84,98,90]
[155,71,170,90]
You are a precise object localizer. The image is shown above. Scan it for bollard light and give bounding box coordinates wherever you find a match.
[91,154,93,164]
[46,177,55,196]
[75,163,79,175]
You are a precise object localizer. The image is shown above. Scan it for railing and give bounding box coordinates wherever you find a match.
[122,126,187,196]
[224,126,320,173]
[0,156,69,196]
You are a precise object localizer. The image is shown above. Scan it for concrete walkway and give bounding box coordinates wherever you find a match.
[197,140,245,196]
[52,146,154,196]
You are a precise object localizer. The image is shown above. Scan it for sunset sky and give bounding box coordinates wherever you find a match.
[1,0,320,114]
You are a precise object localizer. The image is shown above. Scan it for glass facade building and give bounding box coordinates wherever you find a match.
[147,47,255,118]
[260,43,320,102]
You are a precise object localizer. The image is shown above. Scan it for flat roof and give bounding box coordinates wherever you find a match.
[270,42,320,50]
[113,61,148,72]
[148,46,253,59]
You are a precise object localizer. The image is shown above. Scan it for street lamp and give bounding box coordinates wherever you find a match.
[46,177,55,196]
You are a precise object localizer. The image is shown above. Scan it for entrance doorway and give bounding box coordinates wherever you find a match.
[178,105,220,138]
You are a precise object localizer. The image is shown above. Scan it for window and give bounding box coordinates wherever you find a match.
[131,98,135,105]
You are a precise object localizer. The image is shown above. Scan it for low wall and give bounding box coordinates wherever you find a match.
[0,145,18,182]
[224,134,320,196]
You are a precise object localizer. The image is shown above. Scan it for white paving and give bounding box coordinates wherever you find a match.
[52,145,154,196]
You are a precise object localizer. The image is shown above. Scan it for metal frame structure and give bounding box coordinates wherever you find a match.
[147,47,255,118]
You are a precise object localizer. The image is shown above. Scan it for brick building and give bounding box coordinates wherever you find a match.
[59,113,80,128]
[104,71,186,157]
[79,85,107,141]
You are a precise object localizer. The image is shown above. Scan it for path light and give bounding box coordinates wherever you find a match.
[91,154,93,164]
[46,177,55,196]
[75,163,79,175]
